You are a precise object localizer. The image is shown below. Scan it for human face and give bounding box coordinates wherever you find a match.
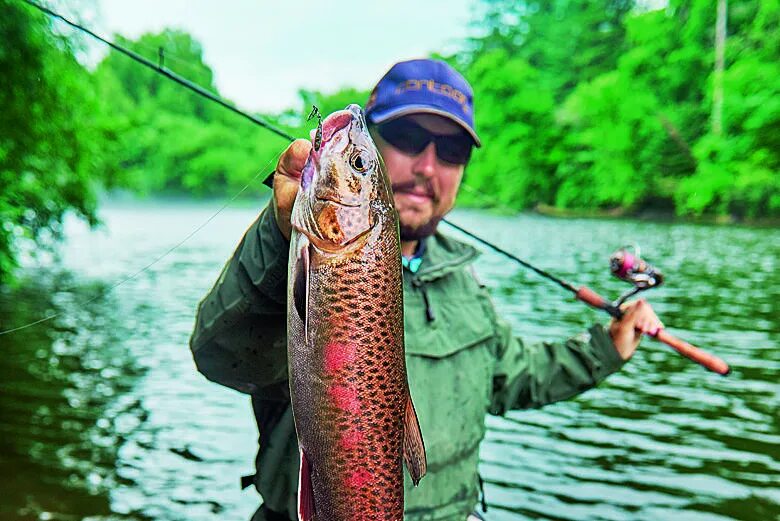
[372,114,469,240]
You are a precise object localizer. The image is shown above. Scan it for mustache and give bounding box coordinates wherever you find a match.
[391,179,436,199]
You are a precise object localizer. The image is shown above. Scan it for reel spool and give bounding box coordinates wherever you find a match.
[609,245,664,306]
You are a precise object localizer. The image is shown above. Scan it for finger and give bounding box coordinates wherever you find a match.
[277,139,312,178]
[620,299,645,319]
[635,317,647,331]
[634,305,663,333]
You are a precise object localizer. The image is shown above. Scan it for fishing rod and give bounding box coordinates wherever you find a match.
[17,1,729,376]
[20,0,296,143]
[448,222,729,375]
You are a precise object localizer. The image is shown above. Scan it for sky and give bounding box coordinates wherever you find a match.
[66,0,477,113]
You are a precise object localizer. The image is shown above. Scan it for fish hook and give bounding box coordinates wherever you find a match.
[308,105,323,151]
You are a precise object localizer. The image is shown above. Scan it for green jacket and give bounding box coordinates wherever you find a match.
[189,203,625,521]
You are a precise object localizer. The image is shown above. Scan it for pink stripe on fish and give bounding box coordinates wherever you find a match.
[339,424,363,450]
[324,342,357,374]
[345,468,372,489]
[329,384,361,413]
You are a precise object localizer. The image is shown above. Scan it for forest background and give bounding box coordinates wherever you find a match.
[1,0,778,284]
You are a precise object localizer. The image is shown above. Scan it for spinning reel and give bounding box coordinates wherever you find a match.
[609,245,664,308]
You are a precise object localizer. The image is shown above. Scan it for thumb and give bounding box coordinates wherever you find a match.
[276,139,312,179]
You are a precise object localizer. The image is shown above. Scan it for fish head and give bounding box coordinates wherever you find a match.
[292,104,392,250]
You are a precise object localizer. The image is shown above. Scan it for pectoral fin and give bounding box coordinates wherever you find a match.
[403,394,427,486]
[293,241,310,339]
[262,170,275,188]
[297,449,315,521]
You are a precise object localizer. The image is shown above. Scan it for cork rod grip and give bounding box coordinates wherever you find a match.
[653,329,730,375]
[575,286,730,376]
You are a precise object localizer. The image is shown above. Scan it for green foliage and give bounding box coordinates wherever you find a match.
[467,0,634,99]
[0,0,101,284]
[459,0,778,218]
[677,56,780,217]
[91,29,300,196]
[86,29,372,201]
[3,0,778,284]
[97,30,218,120]
[462,48,560,209]
[555,71,663,209]
[676,0,780,218]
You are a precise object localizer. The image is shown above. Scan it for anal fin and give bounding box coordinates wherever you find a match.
[403,394,427,486]
[298,448,315,521]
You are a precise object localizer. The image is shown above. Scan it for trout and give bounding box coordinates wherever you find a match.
[287,104,426,520]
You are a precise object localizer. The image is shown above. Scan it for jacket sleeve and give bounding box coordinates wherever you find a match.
[488,306,626,416]
[189,201,291,396]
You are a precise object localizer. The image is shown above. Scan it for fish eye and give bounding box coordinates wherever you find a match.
[349,149,371,174]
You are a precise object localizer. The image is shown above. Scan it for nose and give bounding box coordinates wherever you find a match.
[412,142,437,179]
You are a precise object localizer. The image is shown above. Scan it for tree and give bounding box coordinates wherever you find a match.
[460,0,778,218]
[467,0,635,100]
[0,0,102,284]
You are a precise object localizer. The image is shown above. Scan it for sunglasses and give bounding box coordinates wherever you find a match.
[376,118,473,165]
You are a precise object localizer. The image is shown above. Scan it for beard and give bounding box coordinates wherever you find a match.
[399,216,442,241]
[392,179,442,241]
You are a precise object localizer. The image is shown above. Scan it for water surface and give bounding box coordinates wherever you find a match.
[0,201,777,520]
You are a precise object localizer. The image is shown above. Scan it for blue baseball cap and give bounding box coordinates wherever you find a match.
[365,59,481,147]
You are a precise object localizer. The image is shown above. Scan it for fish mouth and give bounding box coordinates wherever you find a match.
[320,110,354,146]
[316,196,362,208]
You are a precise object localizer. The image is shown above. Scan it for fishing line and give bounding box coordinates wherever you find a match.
[8,0,576,329]
[0,157,277,336]
[442,219,577,293]
[21,0,296,143]
[15,3,547,273]
[11,1,731,375]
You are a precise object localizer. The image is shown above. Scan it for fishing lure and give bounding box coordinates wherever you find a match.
[308,105,323,151]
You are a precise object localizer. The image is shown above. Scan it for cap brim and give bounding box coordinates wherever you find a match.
[369,105,481,147]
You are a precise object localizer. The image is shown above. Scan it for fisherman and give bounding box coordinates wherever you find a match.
[189,58,663,521]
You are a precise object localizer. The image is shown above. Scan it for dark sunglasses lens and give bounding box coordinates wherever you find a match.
[378,121,429,155]
[378,119,473,164]
[436,135,472,165]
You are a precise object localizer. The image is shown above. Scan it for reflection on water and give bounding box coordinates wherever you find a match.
[0,273,146,520]
[0,202,777,520]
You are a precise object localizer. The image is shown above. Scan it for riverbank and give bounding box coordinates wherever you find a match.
[534,203,780,228]
[98,191,780,229]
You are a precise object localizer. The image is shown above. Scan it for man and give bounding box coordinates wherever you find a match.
[189,59,662,521]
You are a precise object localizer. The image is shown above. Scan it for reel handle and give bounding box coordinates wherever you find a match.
[575,286,730,376]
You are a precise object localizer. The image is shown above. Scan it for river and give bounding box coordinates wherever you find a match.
[0,201,777,521]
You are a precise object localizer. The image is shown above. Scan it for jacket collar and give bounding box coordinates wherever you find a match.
[411,232,480,282]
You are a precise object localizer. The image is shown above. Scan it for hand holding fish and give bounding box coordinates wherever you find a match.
[273,138,311,240]
[608,299,664,360]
